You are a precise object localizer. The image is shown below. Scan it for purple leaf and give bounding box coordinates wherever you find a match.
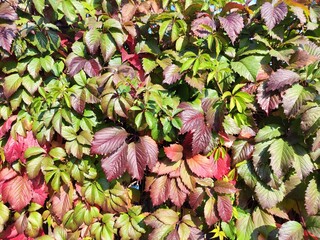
[217,195,233,222]
[163,64,181,84]
[140,135,159,169]
[261,2,288,30]
[0,24,16,53]
[91,127,128,155]
[70,89,86,114]
[257,82,281,115]
[219,12,244,44]
[66,54,87,77]
[0,2,18,21]
[266,69,300,92]
[84,59,102,77]
[126,142,147,180]
[191,13,216,37]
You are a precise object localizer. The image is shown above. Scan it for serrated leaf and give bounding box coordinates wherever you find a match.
[204,197,219,226]
[268,139,294,178]
[282,84,314,117]
[154,209,179,225]
[255,124,283,142]
[236,214,254,240]
[301,106,320,134]
[219,12,244,44]
[266,69,300,92]
[217,195,232,222]
[100,33,116,62]
[278,221,304,240]
[223,115,241,135]
[292,145,313,179]
[186,154,215,178]
[306,216,320,238]
[32,0,45,15]
[261,2,288,30]
[164,144,183,162]
[0,24,16,53]
[231,56,263,82]
[255,181,285,209]
[3,73,22,99]
[163,64,181,84]
[150,175,170,206]
[305,178,320,216]
[214,180,237,194]
[257,82,281,115]
[85,29,101,55]
[0,2,18,20]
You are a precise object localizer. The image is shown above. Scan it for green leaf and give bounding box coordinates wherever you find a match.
[171,22,179,42]
[231,56,263,82]
[255,181,285,209]
[223,115,241,135]
[306,216,320,238]
[0,201,10,226]
[159,20,171,41]
[61,126,77,141]
[49,147,67,159]
[35,32,48,53]
[32,0,45,15]
[235,214,254,240]
[237,161,259,189]
[305,178,320,216]
[4,73,22,99]
[135,112,143,128]
[24,147,46,158]
[278,221,304,240]
[292,145,314,179]
[62,0,77,21]
[100,33,116,62]
[301,106,320,136]
[26,211,43,237]
[145,111,157,129]
[40,55,55,72]
[27,58,41,79]
[27,155,45,179]
[268,139,294,178]
[255,124,283,142]
[142,58,158,74]
[85,29,101,54]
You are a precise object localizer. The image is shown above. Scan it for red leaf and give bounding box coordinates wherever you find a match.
[70,89,86,114]
[214,180,237,194]
[4,135,23,163]
[261,2,288,30]
[217,195,233,222]
[51,185,72,222]
[84,59,102,77]
[189,187,205,209]
[140,135,159,169]
[212,153,231,180]
[164,144,183,162]
[0,24,16,53]
[0,2,18,21]
[0,224,29,240]
[91,127,128,155]
[66,55,87,77]
[127,142,147,180]
[257,82,281,115]
[150,175,170,206]
[2,175,32,211]
[204,197,219,226]
[163,64,181,84]
[191,13,215,37]
[102,144,128,181]
[186,154,215,178]
[219,12,244,44]
[0,115,17,138]
[266,69,300,92]
[31,174,48,206]
[169,178,187,207]
[289,49,319,68]
[191,126,213,155]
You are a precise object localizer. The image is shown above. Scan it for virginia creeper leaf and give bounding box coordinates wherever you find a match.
[261,2,288,30]
[219,12,244,44]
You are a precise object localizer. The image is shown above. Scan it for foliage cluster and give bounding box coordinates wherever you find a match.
[0,0,320,239]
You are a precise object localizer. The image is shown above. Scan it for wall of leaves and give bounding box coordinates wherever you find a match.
[0,0,320,239]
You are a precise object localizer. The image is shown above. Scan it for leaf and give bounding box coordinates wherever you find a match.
[292,145,314,179]
[261,2,288,30]
[282,84,314,117]
[257,82,281,115]
[191,13,215,37]
[255,181,285,209]
[27,58,41,79]
[278,221,304,240]
[204,197,219,226]
[153,209,179,225]
[91,127,128,155]
[163,64,181,84]
[231,56,263,82]
[83,59,101,77]
[0,201,9,226]
[289,49,319,68]
[266,69,300,92]
[66,55,87,77]
[255,124,283,142]
[127,141,147,180]
[231,140,254,164]
[139,136,159,169]
[51,185,72,221]
[150,175,170,206]
[301,106,320,134]
[235,214,254,240]
[214,180,237,194]
[3,73,22,99]
[164,144,183,162]
[219,12,244,44]
[186,154,215,178]
[85,29,101,55]
[217,195,232,222]
[268,139,294,178]
[252,207,276,228]
[100,33,116,62]
[0,24,16,53]
[2,175,32,211]
[212,154,231,180]
[222,115,241,135]
[305,178,320,216]
[306,216,320,238]
[169,178,187,207]
[0,2,18,20]
[189,187,204,209]
[32,0,45,15]
[31,174,48,206]
[0,115,17,138]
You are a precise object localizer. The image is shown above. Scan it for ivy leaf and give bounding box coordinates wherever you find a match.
[164,144,183,162]
[217,195,232,222]
[257,82,281,115]
[2,175,32,211]
[186,154,215,178]
[0,24,16,53]
[282,84,314,117]
[231,56,263,82]
[268,139,294,178]
[163,64,181,84]
[278,221,304,240]
[191,13,216,37]
[266,69,300,92]
[84,29,101,55]
[0,3,18,20]
[219,12,244,44]
[305,178,320,216]
[306,216,320,238]
[261,2,288,30]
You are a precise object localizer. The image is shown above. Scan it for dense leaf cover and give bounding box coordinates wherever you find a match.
[0,0,320,239]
